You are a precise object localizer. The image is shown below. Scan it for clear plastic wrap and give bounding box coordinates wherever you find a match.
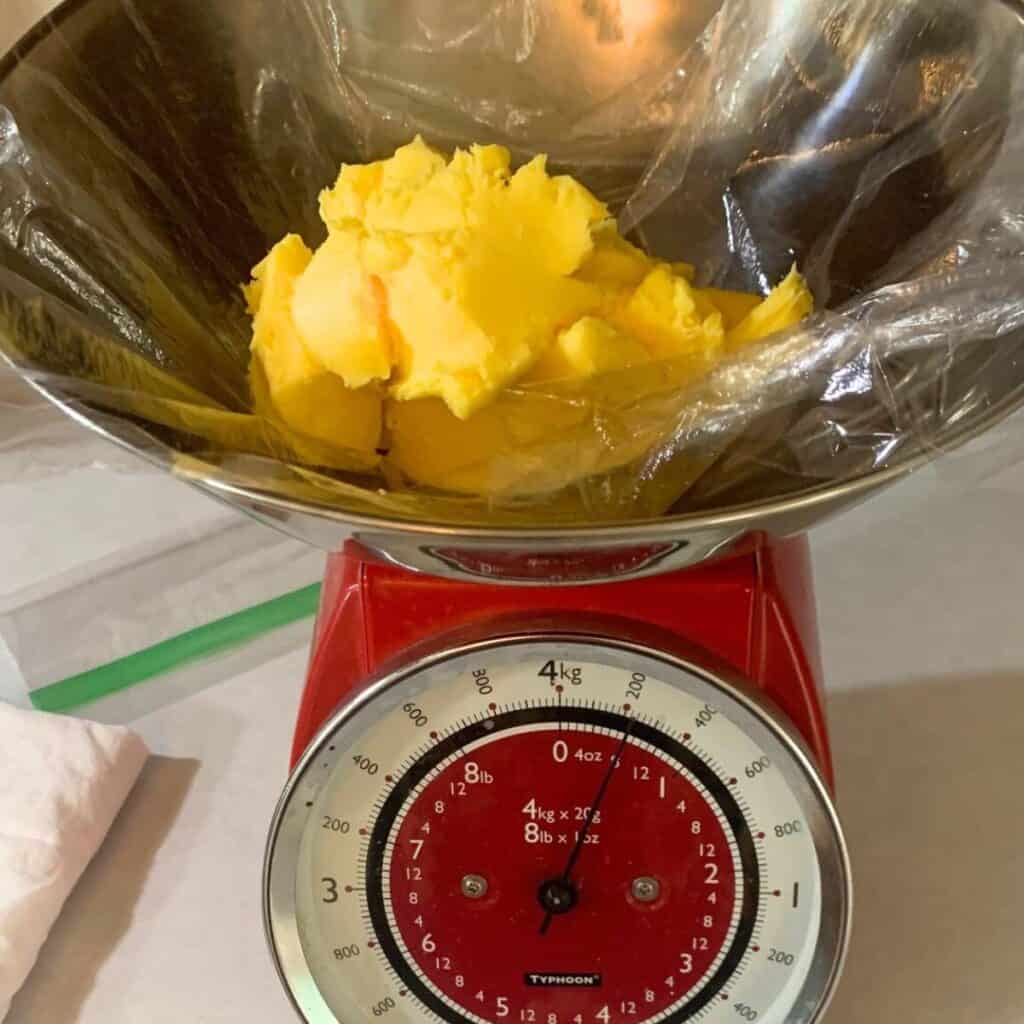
[0,0,1022,525]
[0,472,324,712]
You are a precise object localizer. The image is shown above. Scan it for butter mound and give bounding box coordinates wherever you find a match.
[311,137,607,419]
[245,137,815,496]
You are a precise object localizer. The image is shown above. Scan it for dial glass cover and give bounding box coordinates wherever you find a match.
[266,637,849,1024]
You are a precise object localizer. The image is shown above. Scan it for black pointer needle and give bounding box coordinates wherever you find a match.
[539,719,634,935]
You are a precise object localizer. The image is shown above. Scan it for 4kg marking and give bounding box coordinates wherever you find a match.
[539,661,583,686]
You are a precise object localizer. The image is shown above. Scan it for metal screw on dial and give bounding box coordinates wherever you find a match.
[631,876,660,903]
[461,874,488,899]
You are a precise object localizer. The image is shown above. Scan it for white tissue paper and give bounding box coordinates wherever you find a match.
[0,703,148,1020]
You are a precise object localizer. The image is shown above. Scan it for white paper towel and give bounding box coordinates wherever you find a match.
[0,703,148,1019]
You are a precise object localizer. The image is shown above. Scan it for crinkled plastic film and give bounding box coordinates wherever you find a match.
[0,0,1022,526]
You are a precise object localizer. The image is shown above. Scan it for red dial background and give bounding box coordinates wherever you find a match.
[386,726,738,1024]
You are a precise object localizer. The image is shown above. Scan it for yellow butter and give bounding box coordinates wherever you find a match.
[526,317,650,382]
[316,138,610,418]
[612,265,722,364]
[726,266,814,350]
[290,231,393,388]
[386,394,590,492]
[319,139,447,230]
[495,155,609,276]
[246,235,382,459]
[386,357,711,497]
[697,287,761,331]
[384,214,604,417]
[575,224,653,288]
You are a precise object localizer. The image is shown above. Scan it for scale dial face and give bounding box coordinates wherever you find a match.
[265,634,850,1024]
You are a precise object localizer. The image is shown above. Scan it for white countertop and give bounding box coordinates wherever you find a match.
[3,6,1024,1023]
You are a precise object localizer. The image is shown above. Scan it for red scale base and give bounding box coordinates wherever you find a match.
[291,536,833,791]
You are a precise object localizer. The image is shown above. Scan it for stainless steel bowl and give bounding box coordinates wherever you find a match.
[2,0,1023,584]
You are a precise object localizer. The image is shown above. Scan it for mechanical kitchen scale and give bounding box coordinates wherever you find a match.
[264,535,850,1024]
[6,2,1024,1024]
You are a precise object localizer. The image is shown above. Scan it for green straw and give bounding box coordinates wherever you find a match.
[30,583,322,713]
